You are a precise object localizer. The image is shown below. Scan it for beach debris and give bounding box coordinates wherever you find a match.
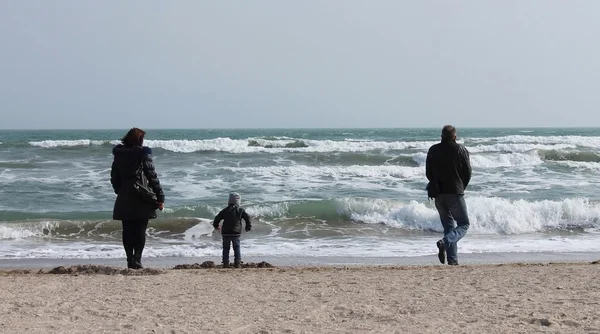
[528,318,556,327]
[172,261,216,269]
[591,260,600,264]
[244,261,274,268]
[43,265,163,275]
[4,269,33,275]
[172,261,274,270]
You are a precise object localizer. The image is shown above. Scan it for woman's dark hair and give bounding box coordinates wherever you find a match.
[121,127,146,147]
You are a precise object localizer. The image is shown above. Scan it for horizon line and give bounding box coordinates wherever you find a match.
[2,126,600,131]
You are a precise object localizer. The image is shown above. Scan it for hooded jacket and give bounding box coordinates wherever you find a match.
[213,204,252,236]
[426,139,472,195]
[110,145,165,220]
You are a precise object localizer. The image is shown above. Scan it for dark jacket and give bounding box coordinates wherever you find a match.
[213,204,252,236]
[111,145,165,221]
[426,139,472,195]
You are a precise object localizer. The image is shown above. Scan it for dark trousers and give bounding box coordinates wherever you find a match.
[222,236,241,264]
[122,219,149,262]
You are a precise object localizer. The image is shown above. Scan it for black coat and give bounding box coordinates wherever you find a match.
[213,205,252,236]
[426,139,472,195]
[111,145,165,221]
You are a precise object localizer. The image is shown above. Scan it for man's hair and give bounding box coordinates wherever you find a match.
[121,127,146,147]
[441,125,456,140]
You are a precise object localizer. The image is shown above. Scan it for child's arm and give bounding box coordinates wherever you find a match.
[242,210,252,232]
[213,210,224,229]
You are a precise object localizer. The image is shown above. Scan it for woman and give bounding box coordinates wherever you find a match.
[110,128,165,269]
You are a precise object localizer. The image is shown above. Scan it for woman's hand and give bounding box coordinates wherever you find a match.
[158,202,164,211]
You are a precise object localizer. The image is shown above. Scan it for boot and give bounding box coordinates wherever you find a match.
[234,260,241,268]
[222,261,230,268]
[133,255,143,269]
[126,257,134,269]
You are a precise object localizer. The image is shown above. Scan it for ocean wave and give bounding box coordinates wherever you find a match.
[248,139,308,148]
[0,220,60,239]
[469,152,543,168]
[29,140,119,148]
[338,197,600,234]
[19,136,600,157]
[2,197,600,240]
[0,218,205,240]
[144,138,437,153]
[538,150,600,163]
[22,137,437,153]
[222,165,423,179]
[409,151,544,169]
[467,135,600,148]
[469,143,576,153]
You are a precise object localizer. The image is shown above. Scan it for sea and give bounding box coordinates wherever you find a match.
[1,128,600,263]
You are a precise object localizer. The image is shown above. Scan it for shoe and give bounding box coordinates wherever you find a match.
[222,262,230,268]
[436,240,446,264]
[126,258,134,269]
[234,260,241,268]
[448,262,459,266]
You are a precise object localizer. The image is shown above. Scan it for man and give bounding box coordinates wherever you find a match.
[426,125,472,265]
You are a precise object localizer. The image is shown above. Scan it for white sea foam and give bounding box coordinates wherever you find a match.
[182,218,215,241]
[412,151,544,168]
[244,202,290,218]
[3,232,600,259]
[470,152,543,168]
[467,197,600,233]
[469,143,576,153]
[467,135,600,149]
[336,197,600,234]
[0,226,38,239]
[20,134,600,152]
[0,221,60,240]
[23,136,600,156]
[29,140,109,148]
[223,165,424,179]
[26,138,437,153]
[144,138,439,153]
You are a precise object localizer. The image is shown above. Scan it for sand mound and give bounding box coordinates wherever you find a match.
[4,269,35,275]
[43,265,163,275]
[172,261,274,270]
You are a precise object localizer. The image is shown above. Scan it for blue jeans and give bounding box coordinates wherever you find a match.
[434,194,470,264]
[222,236,241,264]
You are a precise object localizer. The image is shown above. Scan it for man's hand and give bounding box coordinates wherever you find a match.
[158,203,164,211]
[245,226,251,232]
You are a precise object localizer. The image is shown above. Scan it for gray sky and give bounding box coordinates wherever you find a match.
[1,1,599,129]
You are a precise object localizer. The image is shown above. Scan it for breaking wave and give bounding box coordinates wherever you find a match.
[2,197,599,240]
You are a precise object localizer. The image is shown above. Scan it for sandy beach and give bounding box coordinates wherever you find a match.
[1,262,599,334]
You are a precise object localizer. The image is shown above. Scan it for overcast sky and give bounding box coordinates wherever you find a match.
[1,1,599,129]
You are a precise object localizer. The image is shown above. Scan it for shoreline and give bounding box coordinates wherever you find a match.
[1,251,599,270]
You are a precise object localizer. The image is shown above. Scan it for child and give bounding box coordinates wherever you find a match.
[213,192,252,268]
